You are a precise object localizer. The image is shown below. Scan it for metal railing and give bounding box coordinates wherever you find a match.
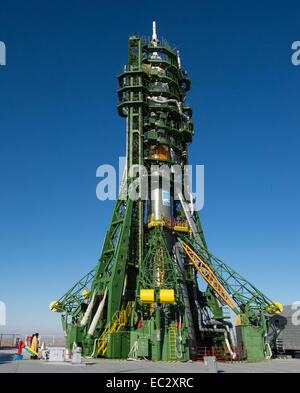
[192,346,247,363]
[0,334,21,348]
[147,214,190,232]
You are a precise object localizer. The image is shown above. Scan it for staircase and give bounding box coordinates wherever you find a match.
[96,302,132,357]
[169,322,177,361]
[181,242,236,311]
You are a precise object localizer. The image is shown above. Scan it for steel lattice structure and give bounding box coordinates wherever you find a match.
[50,23,281,362]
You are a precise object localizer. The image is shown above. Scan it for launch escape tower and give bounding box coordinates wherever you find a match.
[50,23,282,362]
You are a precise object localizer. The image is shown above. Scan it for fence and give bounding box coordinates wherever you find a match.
[35,336,66,347]
[0,334,21,348]
[0,334,66,349]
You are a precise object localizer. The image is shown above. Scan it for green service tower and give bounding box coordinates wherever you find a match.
[50,22,282,362]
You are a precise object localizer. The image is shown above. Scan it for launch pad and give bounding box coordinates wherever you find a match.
[50,22,282,363]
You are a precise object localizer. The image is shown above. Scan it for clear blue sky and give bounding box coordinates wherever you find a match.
[0,0,299,335]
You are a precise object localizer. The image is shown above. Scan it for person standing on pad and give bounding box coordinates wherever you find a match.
[30,333,39,359]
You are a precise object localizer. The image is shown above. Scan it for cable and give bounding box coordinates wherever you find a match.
[127,341,139,361]
[85,339,98,359]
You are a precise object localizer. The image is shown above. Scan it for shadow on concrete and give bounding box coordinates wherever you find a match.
[0,350,15,364]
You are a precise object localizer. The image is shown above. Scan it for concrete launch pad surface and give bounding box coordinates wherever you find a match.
[0,349,299,373]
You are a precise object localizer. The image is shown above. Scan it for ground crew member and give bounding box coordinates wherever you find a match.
[30,333,39,359]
